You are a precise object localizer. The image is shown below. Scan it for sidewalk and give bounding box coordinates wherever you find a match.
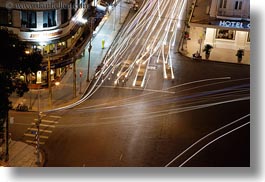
[5,0,132,167]
[179,0,250,65]
[10,0,132,112]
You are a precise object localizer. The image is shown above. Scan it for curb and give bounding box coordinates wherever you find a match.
[178,51,250,66]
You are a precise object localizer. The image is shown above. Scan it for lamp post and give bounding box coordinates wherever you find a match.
[47,51,52,109]
[119,0,122,24]
[87,17,93,82]
[35,71,42,166]
[35,85,41,166]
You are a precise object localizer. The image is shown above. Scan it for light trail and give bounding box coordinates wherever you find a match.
[72,77,235,111]
[165,114,250,167]
[179,122,250,167]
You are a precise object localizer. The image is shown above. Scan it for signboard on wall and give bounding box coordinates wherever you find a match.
[219,20,250,29]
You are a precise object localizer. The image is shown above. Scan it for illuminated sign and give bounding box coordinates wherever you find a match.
[219,20,250,29]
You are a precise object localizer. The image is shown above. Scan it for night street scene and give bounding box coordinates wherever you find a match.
[0,0,250,167]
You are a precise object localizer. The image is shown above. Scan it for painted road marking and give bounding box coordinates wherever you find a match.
[31,123,56,128]
[34,119,58,124]
[27,128,52,133]
[26,140,45,145]
[24,133,49,139]
[49,115,62,119]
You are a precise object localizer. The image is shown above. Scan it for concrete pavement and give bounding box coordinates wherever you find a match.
[4,0,133,167]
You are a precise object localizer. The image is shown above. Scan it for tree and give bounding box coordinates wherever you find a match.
[202,44,213,60]
[0,28,42,160]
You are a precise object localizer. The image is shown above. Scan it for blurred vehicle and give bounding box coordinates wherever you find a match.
[115,60,133,85]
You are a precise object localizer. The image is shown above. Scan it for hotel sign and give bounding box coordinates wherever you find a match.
[219,20,250,29]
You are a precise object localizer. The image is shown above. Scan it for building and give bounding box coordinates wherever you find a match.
[185,0,250,63]
[0,0,108,85]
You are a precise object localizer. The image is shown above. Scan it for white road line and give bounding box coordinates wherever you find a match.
[26,140,45,145]
[49,115,62,119]
[24,133,49,139]
[34,119,58,124]
[31,123,56,128]
[27,128,52,133]
[100,85,175,94]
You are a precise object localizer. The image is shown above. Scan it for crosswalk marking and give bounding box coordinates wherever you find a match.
[31,123,56,128]
[24,133,49,139]
[34,119,58,124]
[49,115,62,119]
[26,140,45,145]
[27,128,52,133]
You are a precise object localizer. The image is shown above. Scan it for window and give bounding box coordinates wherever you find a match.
[235,1,238,9]
[61,9,68,24]
[239,1,242,10]
[0,8,8,25]
[219,0,227,8]
[43,10,56,28]
[235,1,242,10]
[21,11,36,28]
[216,29,236,40]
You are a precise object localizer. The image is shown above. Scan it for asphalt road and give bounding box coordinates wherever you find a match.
[41,54,250,167]
[9,0,250,167]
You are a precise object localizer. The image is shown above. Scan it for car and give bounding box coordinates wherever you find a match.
[114,60,133,85]
[117,60,133,78]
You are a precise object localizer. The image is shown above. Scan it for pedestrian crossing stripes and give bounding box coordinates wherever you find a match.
[27,128,53,133]
[49,115,62,119]
[24,133,49,139]
[23,114,61,146]
[25,140,45,145]
[34,119,59,124]
[31,123,56,128]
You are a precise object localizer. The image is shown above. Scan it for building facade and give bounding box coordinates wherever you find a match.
[0,0,107,85]
[187,0,250,63]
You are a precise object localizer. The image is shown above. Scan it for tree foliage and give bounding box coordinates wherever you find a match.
[0,28,42,140]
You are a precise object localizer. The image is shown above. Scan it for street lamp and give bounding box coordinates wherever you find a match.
[35,71,42,166]
[87,16,93,82]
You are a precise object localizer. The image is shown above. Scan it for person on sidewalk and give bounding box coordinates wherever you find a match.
[102,39,105,49]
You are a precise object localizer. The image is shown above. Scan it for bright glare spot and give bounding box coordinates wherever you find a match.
[55,82,60,86]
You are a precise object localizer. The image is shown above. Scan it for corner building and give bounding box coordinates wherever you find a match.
[187,0,250,63]
[0,0,102,86]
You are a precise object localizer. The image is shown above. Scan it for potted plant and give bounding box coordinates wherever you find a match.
[202,44,213,60]
[236,49,244,62]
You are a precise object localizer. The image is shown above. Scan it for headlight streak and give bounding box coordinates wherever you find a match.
[164,114,250,167]
[178,122,250,167]
[42,0,249,117]
[98,97,250,121]
[72,77,241,111]
[72,77,231,110]
[70,89,249,115]
[55,99,250,129]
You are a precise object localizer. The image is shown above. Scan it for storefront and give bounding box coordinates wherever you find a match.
[204,19,250,51]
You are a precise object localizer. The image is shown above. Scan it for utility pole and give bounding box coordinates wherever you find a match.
[35,84,41,166]
[119,0,122,24]
[87,17,93,82]
[4,111,9,162]
[73,57,77,98]
[47,47,52,108]
[113,1,116,31]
